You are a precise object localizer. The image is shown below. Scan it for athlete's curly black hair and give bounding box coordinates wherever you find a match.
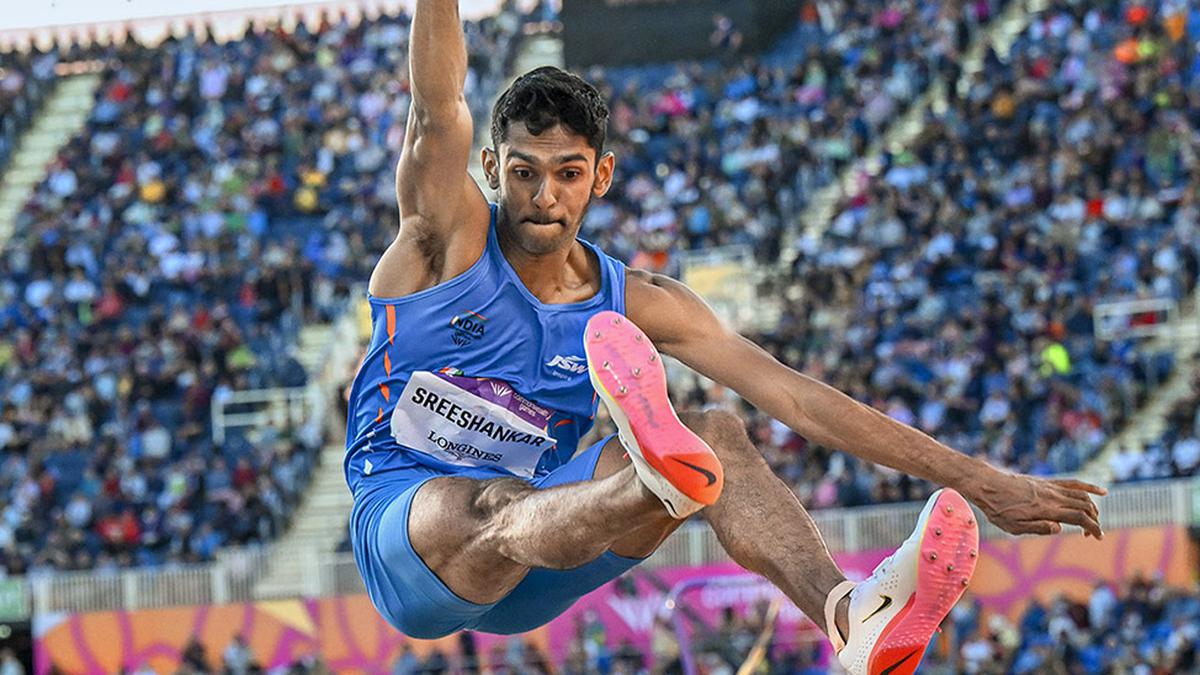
[490,66,608,159]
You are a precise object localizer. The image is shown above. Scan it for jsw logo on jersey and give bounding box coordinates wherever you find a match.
[546,354,588,375]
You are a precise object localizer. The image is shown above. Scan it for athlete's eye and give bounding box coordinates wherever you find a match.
[562,169,582,180]
[513,168,534,180]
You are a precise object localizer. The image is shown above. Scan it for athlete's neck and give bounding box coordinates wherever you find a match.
[497,228,601,305]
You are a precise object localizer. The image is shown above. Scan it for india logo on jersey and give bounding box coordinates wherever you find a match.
[450,310,489,346]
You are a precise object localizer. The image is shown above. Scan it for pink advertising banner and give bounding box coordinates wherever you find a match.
[545,525,1196,663]
[35,525,1194,673]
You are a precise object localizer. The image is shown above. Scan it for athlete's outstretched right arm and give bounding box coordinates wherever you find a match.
[370,0,489,297]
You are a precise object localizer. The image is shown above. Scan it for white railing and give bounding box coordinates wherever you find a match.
[1094,298,1179,341]
[211,386,323,445]
[28,548,272,616]
[15,477,1197,618]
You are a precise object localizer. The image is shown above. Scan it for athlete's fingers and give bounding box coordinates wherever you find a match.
[1020,520,1062,536]
[1053,490,1100,519]
[1049,478,1108,496]
[1050,484,1104,529]
[1050,505,1103,539]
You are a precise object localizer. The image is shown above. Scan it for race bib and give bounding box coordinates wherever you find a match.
[390,371,557,478]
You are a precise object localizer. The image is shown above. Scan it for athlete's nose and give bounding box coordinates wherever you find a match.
[531,179,557,210]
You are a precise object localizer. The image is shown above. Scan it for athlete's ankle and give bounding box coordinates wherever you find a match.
[823,579,856,648]
[836,593,851,642]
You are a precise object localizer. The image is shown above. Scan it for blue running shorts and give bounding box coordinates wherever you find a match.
[350,434,643,638]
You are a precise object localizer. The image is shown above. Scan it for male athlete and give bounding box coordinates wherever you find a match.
[344,2,1107,673]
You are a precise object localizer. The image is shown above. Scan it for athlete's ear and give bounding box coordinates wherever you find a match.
[592,151,615,198]
[482,147,501,191]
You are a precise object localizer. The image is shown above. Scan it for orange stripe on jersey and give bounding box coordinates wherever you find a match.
[386,305,396,344]
[375,407,384,423]
[383,351,392,376]
[380,383,390,401]
[555,419,573,427]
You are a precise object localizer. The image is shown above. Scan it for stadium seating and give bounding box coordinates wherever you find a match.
[0,10,521,572]
[4,0,1199,577]
[579,0,991,268]
[654,0,1200,511]
[1112,370,1200,482]
[0,48,58,172]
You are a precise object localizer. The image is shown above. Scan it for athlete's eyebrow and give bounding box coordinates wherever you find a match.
[507,150,590,166]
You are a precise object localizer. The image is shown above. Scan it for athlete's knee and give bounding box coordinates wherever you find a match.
[403,477,495,572]
[683,409,748,446]
[472,478,536,520]
[470,478,539,553]
[682,409,763,472]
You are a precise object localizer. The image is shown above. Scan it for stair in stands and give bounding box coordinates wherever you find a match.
[1079,293,1200,485]
[0,71,102,247]
[253,443,355,599]
[253,311,360,599]
[778,0,1046,271]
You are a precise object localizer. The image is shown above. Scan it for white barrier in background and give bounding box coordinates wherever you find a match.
[19,477,1198,618]
[1094,298,1179,341]
[210,386,322,446]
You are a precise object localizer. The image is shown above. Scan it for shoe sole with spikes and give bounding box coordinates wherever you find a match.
[583,311,724,518]
[838,488,980,675]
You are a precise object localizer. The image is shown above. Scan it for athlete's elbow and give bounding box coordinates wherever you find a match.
[411,95,469,130]
[783,387,841,449]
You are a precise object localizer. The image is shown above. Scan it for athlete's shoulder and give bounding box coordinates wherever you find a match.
[369,194,493,298]
[624,269,708,343]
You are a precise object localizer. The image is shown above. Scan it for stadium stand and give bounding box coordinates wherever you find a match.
[0,9,522,573]
[578,0,991,269]
[0,48,58,174]
[0,0,1195,627]
[3,3,1200,675]
[1112,369,1200,482]
[660,0,1200,511]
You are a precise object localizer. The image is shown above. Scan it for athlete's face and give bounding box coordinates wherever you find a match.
[483,123,614,256]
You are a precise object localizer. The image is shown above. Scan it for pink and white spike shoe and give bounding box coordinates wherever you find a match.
[826,488,980,675]
[584,311,724,518]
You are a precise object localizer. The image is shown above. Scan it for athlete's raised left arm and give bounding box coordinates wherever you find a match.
[625,269,1107,538]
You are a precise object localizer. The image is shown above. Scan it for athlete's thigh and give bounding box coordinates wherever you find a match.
[466,436,684,635]
[405,473,534,603]
[352,471,519,639]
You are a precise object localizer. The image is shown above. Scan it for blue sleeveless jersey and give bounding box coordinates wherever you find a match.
[343,205,626,493]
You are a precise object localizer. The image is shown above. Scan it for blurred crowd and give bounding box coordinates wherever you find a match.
[0,48,58,173]
[928,573,1199,674]
[0,8,521,573]
[580,0,995,269]
[1110,368,1200,482]
[667,0,1200,511]
[2,0,1199,576]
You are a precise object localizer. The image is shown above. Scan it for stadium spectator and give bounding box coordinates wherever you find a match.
[222,634,256,675]
[0,648,23,675]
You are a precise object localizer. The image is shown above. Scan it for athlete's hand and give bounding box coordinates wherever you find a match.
[965,472,1107,539]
